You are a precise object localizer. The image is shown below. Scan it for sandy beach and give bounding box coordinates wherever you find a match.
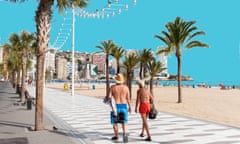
[46,82,240,128]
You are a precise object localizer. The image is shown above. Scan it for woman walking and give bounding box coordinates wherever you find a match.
[135,80,153,141]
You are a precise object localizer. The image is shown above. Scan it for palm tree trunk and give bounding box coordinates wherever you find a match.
[117,60,120,73]
[16,69,21,94]
[139,64,143,79]
[177,56,182,103]
[106,56,110,96]
[150,77,154,96]
[12,70,16,88]
[35,0,53,131]
[127,71,133,99]
[20,55,27,102]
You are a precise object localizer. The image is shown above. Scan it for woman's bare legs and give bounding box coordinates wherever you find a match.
[140,122,145,136]
[141,114,151,140]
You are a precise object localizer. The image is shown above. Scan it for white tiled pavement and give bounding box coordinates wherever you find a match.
[28,87,240,144]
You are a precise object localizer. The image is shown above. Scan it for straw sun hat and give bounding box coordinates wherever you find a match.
[137,79,145,88]
[114,73,125,84]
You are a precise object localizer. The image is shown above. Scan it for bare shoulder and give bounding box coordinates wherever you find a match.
[123,84,128,88]
[123,85,129,90]
[110,84,118,89]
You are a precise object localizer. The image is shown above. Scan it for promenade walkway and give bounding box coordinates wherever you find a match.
[0,81,75,144]
[1,81,240,144]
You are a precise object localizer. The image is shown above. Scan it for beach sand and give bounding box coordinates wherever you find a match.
[46,82,240,128]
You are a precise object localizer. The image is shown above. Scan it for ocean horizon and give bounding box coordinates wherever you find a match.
[47,79,240,88]
[159,80,240,87]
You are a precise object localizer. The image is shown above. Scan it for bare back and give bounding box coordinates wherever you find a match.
[109,84,130,104]
[137,88,152,103]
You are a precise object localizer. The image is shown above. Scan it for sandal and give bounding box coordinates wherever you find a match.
[139,133,145,137]
[123,134,128,143]
[145,137,152,141]
[111,136,118,140]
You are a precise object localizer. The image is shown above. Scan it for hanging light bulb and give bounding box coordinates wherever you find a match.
[133,0,137,5]
[125,4,128,10]
[79,9,84,17]
[118,8,121,14]
[108,1,111,8]
[96,9,100,18]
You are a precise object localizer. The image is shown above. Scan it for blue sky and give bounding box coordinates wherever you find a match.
[0,0,240,85]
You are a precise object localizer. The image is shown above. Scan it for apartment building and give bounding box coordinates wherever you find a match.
[91,53,106,75]
[55,56,67,80]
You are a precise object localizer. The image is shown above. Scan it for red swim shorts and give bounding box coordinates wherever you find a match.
[139,102,150,114]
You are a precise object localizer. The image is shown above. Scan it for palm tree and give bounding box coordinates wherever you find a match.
[19,31,35,102]
[8,0,88,131]
[4,32,35,102]
[111,45,125,73]
[147,59,166,96]
[3,33,22,92]
[154,16,209,103]
[35,0,88,131]
[4,54,18,87]
[96,40,115,96]
[138,48,154,79]
[123,53,139,99]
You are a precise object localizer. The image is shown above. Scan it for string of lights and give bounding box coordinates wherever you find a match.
[50,0,137,96]
[51,11,72,50]
[51,0,136,50]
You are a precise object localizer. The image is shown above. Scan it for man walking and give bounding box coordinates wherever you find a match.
[106,73,131,143]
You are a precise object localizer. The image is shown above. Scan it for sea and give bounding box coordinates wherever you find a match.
[49,79,240,88]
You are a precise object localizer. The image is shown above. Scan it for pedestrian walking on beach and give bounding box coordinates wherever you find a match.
[135,80,153,141]
[106,73,131,143]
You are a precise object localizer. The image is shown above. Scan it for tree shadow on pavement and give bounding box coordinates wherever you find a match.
[0,120,32,129]
[0,137,29,144]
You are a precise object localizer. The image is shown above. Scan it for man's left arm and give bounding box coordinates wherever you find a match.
[126,87,132,113]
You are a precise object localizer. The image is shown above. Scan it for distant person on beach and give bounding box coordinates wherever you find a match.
[105,73,131,143]
[135,80,153,141]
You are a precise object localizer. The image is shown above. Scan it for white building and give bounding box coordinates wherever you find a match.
[66,61,78,79]
[56,56,67,79]
[45,48,56,71]
[156,53,169,77]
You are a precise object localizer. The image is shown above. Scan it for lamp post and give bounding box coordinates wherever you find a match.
[71,5,75,96]
[51,0,137,97]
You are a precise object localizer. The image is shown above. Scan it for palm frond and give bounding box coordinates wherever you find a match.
[155,46,171,56]
[57,0,88,13]
[187,31,206,41]
[186,41,209,49]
